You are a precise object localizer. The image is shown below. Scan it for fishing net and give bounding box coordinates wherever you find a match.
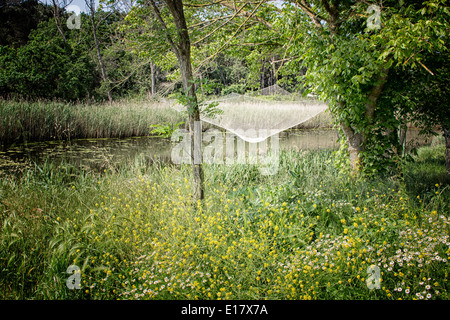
[172,93,329,143]
[259,84,291,96]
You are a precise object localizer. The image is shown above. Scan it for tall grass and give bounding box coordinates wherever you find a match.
[0,98,184,146]
[0,143,448,300]
[0,96,335,147]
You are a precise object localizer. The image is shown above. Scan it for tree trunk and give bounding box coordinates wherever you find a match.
[52,0,66,44]
[340,122,364,173]
[445,128,450,174]
[150,61,156,96]
[365,69,389,122]
[271,56,277,86]
[158,0,204,200]
[92,20,112,103]
[260,57,266,89]
[88,0,112,103]
[397,126,407,158]
[178,53,204,200]
[339,69,389,173]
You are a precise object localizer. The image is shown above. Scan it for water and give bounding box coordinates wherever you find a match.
[0,128,432,173]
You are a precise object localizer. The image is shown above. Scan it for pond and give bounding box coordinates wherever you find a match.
[0,128,432,173]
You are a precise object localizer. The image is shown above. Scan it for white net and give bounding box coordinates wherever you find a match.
[259,84,291,96]
[172,93,329,143]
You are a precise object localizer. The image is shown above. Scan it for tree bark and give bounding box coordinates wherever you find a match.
[365,69,389,123]
[445,128,450,174]
[150,61,156,96]
[92,18,112,103]
[397,126,407,158]
[52,0,67,44]
[340,121,364,173]
[339,68,389,173]
[271,55,277,86]
[151,0,204,200]
[87,0,112,103]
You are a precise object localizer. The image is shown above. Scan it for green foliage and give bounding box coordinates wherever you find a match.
[0,0,53,48]
[273,0,450,174]
[172,78,223,119]
[0,5,140,101]
[150,121,185,139]
[1,0,448,177]
[0,17,97,100]
[221,83,247,95]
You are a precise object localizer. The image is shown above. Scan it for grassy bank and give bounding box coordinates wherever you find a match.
[0,142,449,300]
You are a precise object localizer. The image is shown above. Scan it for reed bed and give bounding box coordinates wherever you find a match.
[0,96,334,146]
[0,98,184,146]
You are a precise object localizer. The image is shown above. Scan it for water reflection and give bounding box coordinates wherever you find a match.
[0,128,434,173]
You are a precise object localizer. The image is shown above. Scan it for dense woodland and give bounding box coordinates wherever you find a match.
[0,0,295,100]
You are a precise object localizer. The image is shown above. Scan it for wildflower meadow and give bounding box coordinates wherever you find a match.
[1,146,448,300]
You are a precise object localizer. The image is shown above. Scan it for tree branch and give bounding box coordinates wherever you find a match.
[148,0,179,56]
[292,0,327,27]
[194,0,268,70]
[365,66,389,122]
[218,1,274,29]
[320,0,340,32]
[192,2,249,45]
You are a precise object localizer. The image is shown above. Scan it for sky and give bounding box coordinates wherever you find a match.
[40,0,100,13]
[40,0,285,14]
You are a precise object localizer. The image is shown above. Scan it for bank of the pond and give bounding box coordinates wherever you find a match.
[0,145,448,300]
